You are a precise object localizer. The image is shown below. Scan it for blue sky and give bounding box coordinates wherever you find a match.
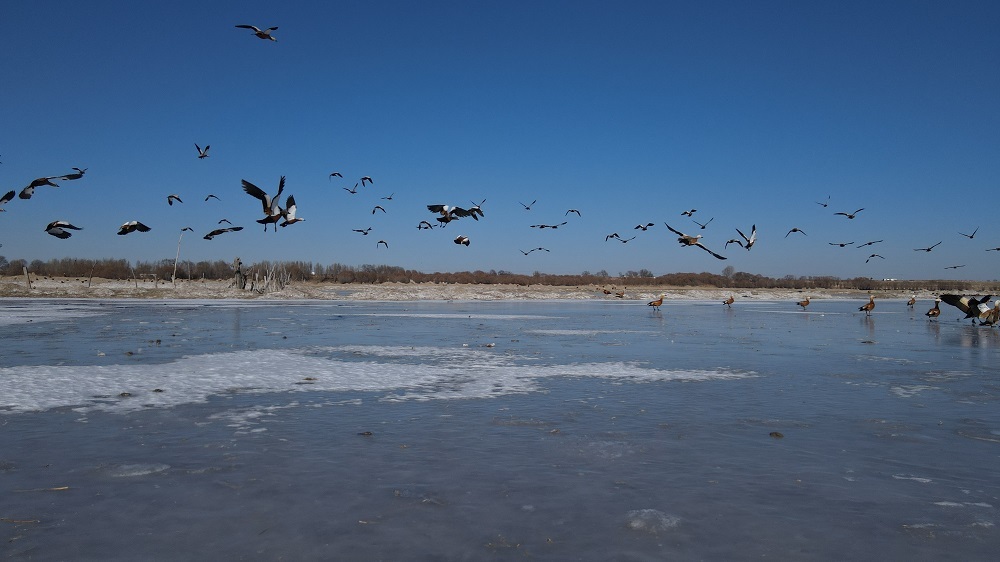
[3,1,998,280]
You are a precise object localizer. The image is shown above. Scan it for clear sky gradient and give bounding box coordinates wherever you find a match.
[3,1,998,280]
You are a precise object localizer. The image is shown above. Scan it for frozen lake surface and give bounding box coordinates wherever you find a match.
[1,297,999,560]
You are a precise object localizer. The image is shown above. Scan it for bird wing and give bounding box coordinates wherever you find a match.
[450,207,472,217]
[235,24,262,32]
[133,221,150,232]
[940,294,978,315]
[663,223,685,237]
[694,243,727,260]
[0,190,14,205]
[427,204,446,213]
[284,195,297,219]
[241,179,271,212]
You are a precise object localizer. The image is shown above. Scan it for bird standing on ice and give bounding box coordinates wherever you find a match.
[858,295,875,316]
[925,299,941,320]
[647,294,665,311]
[723,295,735,307]
[796,297,810,310]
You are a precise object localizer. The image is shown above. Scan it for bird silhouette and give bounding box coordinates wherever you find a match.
[235,24,278,41]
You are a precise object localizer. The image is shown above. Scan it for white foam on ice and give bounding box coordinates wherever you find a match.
[0,345,754,415]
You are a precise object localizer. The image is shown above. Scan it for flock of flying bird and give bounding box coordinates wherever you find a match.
[5,24,999,279]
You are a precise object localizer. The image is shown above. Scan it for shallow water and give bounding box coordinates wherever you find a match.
[1,298,998,560]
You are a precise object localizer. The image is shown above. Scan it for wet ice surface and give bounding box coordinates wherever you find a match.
[1,298,999,560]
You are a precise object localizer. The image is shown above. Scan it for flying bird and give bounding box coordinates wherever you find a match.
[372,205,386,214]
[680,209,697,217]
[565,209,581,216]
[987,247,1000,252]
[280,195,304,227]
[725,239,744,250]
[352,227,373,235]
[329,172,343,180]
[634,223,654,231]
[235,24,278,41]
[0,190,14,211]
[167,194,183,206]
[834,208,865,219]
[944,264,965,270]
[427,204,479,225]
[195,144,210,159]
[959,227,979,239]
[58,167,87,181]
[519,200,537,211]
[914,241,942,252]
[241,176,286,232]
[19,176,61,199]
[381,193,394,200]
[828,242,854,247]
[865,254,885,263]
[605,233,621,242]
[692,217,714,229]
[203,226,243,240]
[377,240,388,248]
[218,218,233,225]
[735,224,757,250]
[117,221,151,235]
[181,227,194,232]
[857,239,883,248]
[343,184,359,194]
[940,294,993,322]
[360,176,373,186]
[530,222,567,229]
[205,194,221,201]
[816,196,830,208]
[785,228,807,238]
[454,235,471,246]
[45,220,82,239]
[616,235,637,243]
[664,223,727,260]
[416,221,435,230]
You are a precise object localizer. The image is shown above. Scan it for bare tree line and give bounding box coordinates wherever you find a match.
[0,255,996,293]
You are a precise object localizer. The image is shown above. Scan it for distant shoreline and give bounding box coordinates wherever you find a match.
[0,277,951,302]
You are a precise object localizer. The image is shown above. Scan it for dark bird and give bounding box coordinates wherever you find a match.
[858,294,875,316]
[45,220,82,239]
[329,172,343,180]
[565,209,581,216]
[167,194,183,206]
[725,238,743,250]
[19,176,61,199]
[857,239,883,248]
[352,227,373,235]
[343,184,359,194]
[205,194,221,201]
[530,222,567,229]
[235,24,278,41]
[829,242,854,247]
[381,193,394,200]
[785,228,807,238]
[195,144,210,159]
[914,241,942,252]
[664,223,727,260]
[735,224,757,250]
[680,209,697,217]
[605,232,621,242]
[865,254,885,263]
[117,221,151,235]
[834,208,864,219]
[519,200,537,211]
[816,195,830,208]
[925,299,941,320]
[417,220,435,230]
[181,227,194,232]
[959,227,979,239]
[241,176,286,232]
[454,235,471,246]
[692,217,714,229]
[427,204,478,225]
[987,247,1000,252]
[520,247,549,255]
[377,240,388,248]
[940,294,993,322]
[203,226,243,240]
[280,195,304,227]
[616,235,637,243]
[372,205,386,214]
[634,223,654,231]
[944,264,965,270]
[218,218,233,225]
[0,190,14,211]
[58,167,87,181]
[360,176,373,187]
